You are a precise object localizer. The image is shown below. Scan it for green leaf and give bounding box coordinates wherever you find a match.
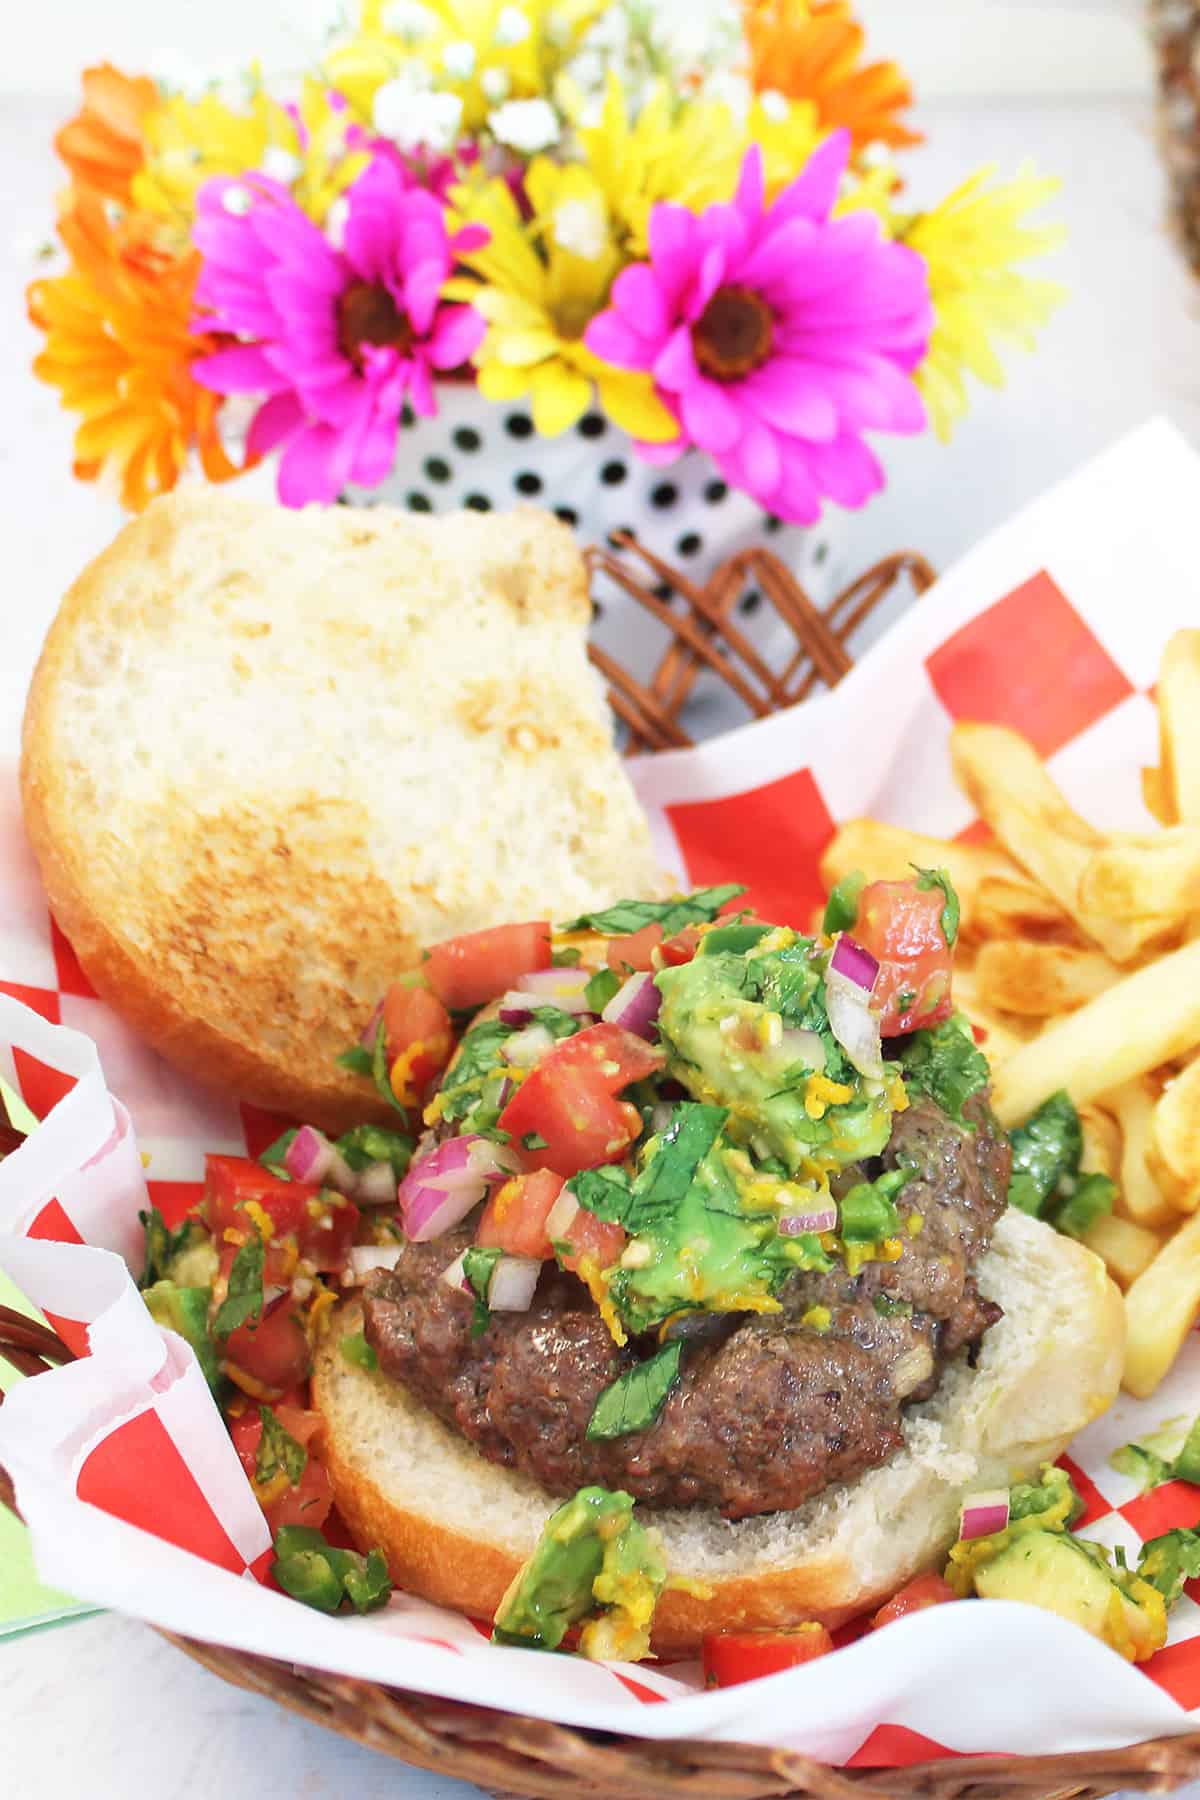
[335,1045,373,1078]
[258,1129,298,1178]
[334,1123,413,1177]
[587,1342,683,1441]
[912,866,960,947]
[138,1207,207,1291]
[370,1017,408,1115]
[1051,1170,1117,1239]
[822,872,865,937]
[463,1244,503,1338]
[211,1234,265,1340]
[584,967,621,1014]
[339,1331,377,1372]
[896,1015,990,1125]
[571,1104,728,1237]
[521,1131,549,1151]
[559,885,746,939]
[1137,1528,1200,1607]
[1006,1090,1083,1219]
[551,947,582,967]
[254,1404,307,1488]
[698,921,772,957]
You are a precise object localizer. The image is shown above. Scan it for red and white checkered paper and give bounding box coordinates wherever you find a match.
[2,418,1200,1768]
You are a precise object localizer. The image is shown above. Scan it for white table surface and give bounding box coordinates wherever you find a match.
[3,83,1200,1799]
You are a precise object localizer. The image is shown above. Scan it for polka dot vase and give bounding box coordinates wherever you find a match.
[350,384,846,714]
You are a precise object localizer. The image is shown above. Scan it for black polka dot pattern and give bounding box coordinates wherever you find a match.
[600,460,627,486]
[704,479,728,504]
[739,588,763,614]
[453,426,481,452]
[514,471,543,495]
[406,491,431,512]
[464,493,492,511]
[579,413,607,439]
[505,413,533,439]
[677,532,701,557]
[424,456,451,483]
[651,482,678,509]
[555,506,578,527]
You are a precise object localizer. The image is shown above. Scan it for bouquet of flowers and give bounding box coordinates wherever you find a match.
[30,0,1064,531]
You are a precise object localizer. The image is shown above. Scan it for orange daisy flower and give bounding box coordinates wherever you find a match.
[743,1,920,156]
[54,63,159,207]
[28,198,242,512]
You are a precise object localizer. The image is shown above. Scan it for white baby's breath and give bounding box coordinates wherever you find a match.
[259,146,303,185]
[488,97,560,154]
[221,185,253,217]
[374,78,464,151]
[553,197,608,260]
[381,0,436,41]
[480,66,511,103]
[325,194,350,249]
[494,4,531,45]
[441,39,477,78]
[757,87,791,123]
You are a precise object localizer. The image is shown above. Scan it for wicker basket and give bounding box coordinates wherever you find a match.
[4,545,1200,1798]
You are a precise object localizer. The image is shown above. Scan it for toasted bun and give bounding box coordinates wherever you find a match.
[21,491,665,1132]
[313,1209,1124,1655]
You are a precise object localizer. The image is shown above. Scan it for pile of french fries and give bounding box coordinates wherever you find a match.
[819,631,1200,1403]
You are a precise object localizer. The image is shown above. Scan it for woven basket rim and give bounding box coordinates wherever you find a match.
[3,539,1200,1796]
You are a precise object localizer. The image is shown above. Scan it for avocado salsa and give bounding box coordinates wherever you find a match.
[361,875,1016,1519]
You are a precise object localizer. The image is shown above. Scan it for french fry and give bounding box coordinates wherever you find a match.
[1082,1214,1164,1289]
[975,940,1119,1017]
[1122,1207,1200,1397]
[1148,1059,1200,1213]
[950,723,1175,963]
[1141,764,1173,827]
[1158,629,1200,824]
[1079,1102,1121,1179]
[1104,1078,1177,1227]
[972,875,1077,943]
[818,819,1037,940]
[990,938,1200,1126]
[1077,828,1200,927]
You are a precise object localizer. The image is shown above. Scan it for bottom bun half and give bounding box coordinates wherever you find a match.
[312,1209,1124,1657]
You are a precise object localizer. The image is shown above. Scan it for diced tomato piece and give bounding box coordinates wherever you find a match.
[606,922,662,973]
[851,879,955,1037]
[382,983,454,1105]
[702,1624,834,1688]
[224,1294,311,1395]
[498,1024,664,1179]
[424,921,551,1010]
[476,1169,565,1260]
[205,1156,358,1273]
[870,1573,957,1628]
[229,1405,332,1530]
[558,1203,626,1274]
[660,925,701,966]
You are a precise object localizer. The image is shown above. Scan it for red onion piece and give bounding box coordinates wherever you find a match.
[544,1188,580,1240]
[285,1124,333,1184]
[499,1005,534,1027]
[359,998,385,1050]
[830,934,880,993]
[958,1489,1011,1541]
[824,967,883,1080]
[778,1205,838,1236]
[346,1244,403,1281]
[518,968,591,1002]
[488,1254,542,1311]
[601,970,661,1041]
[398,1135,491,1241]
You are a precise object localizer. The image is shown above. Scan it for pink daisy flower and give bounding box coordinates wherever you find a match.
[584,134,932,524]
[192,156,486,506]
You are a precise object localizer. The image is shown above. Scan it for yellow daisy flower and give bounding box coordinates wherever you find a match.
[326,0,603,134]
[132,79,367,226]
[901,164,1066,441]
[570,73,746,258]
[449,161,677,439]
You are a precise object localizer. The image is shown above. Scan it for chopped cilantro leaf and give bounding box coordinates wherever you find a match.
[521,1131,549,1151]
[335,1045,373,1078]
[822,871,864,936]
[895,1014,990,1124]
[334,1123,413,1178]
[912,866,960,947]
[1006,1090,1083,1219]
[138,1206,207,1290]
[211,1234,265,1340]
[1137,1528,1200,1607]
[571,1104,728,1237]
[551,947,582,967]
[559,885,745,939]
[587,1342,683,1440]
[258,1129,298,1177]
[1051,1170,1116,1238]
[584,967,621,1013]
[463,1245,503,1337]
[255,1404,307,1488]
